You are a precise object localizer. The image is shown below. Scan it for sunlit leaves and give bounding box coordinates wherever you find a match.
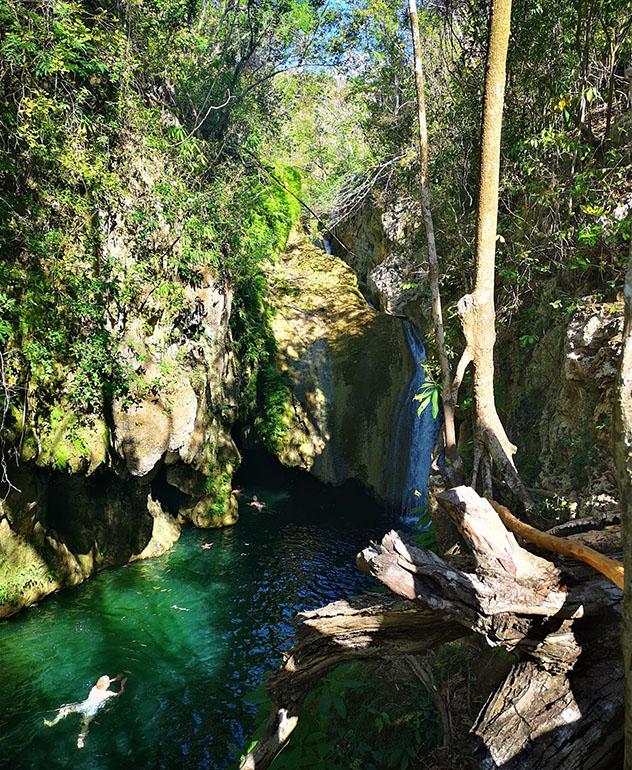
[413,380,440,420]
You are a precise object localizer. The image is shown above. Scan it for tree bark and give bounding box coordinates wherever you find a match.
[473,650,623,769]
[239,594,465,770]
[457,0,531,506]
[241,486,623,769]
[614,205,632,768]
[408,0,463,484]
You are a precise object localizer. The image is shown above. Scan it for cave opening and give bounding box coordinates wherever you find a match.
[150,464,190,516]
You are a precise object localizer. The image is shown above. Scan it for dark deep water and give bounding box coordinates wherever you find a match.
[0,456,402,769]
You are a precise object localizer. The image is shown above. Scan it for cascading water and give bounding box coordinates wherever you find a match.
[321,231,438,515]
[402,322,441,511]
[386,321,440,516]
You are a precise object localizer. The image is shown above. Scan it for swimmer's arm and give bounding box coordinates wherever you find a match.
[115,677,128,696]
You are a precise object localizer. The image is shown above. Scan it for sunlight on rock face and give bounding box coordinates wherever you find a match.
[266,230,413,502]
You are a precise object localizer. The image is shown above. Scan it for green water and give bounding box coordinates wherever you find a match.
[0,460,396,769]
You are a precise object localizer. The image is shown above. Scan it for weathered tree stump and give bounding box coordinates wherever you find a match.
[240,486,623,769]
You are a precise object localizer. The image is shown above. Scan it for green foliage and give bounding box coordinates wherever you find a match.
[529,494,584,531]
[336,1,415,161]
[410,502,438,552]
[242,663,441,770]
[0,551,61,607]
[0,0,625,494]
[0,0,316,463]
[559,425,601,490]
[519,334,538,349]
[413,380,441,420]
[328,0,630,470]
[230,166,303,447]
[331,0,629,313]
[204,466,233,519]
[269,72,374,215]
[413,362,442,419]
[259,167,303,250]
[255,365,293,454]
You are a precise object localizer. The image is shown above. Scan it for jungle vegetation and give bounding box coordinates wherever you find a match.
[1,0,631,766]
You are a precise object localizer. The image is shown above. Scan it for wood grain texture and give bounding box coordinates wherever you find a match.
[241,486,623,769]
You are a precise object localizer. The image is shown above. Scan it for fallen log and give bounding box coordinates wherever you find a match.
[357,527,580,671]
[474,649,623,769]
[240,486,623,769]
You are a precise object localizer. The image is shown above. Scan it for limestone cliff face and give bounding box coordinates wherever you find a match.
[501,298,623,514]
[110,266,240,529]
[332,194,426,319]
[267,231,413,502]
[334,196,623,514]
[0,263,239,617]
[0,155,240,618]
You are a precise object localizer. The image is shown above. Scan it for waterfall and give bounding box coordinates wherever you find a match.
[386,321,440,515]
[321,227,438,514]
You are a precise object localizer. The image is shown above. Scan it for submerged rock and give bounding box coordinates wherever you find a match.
[266,230,414,502]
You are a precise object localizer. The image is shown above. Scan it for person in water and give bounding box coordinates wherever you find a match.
[44,673,127,749]
[248,495,266,511]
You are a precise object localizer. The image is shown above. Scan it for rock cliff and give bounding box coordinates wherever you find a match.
[501,298,623,515]
[333,195,623,516]
[266,230,414,503]
[332,193,426,319]
[0,148,240,618]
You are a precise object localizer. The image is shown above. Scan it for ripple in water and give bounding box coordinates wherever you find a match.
[0,461,401,770]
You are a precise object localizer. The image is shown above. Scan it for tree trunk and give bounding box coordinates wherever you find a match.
[408,0,463,485]
[614,217,632,768]
[457,0,531,506]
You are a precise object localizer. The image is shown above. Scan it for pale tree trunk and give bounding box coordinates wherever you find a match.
[616,246,632,770]
[408,0,463,485]
[457,0,531,506]
[614,67,632,769]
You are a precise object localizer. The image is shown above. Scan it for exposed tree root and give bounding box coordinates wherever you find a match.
[489,499,624,589]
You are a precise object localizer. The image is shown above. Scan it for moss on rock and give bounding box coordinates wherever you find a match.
[35,407,108,474]
[266,229,413,501]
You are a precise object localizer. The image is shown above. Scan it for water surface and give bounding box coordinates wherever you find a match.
[0,460,398,770]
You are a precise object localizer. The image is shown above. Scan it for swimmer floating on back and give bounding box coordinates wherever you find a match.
[44,673,127,749]
[248,495,266,511]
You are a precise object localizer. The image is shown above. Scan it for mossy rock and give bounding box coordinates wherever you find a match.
[266,230,414,501]
[34,407,108,474]
[0,513,84,618]
[177,464,239,528]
